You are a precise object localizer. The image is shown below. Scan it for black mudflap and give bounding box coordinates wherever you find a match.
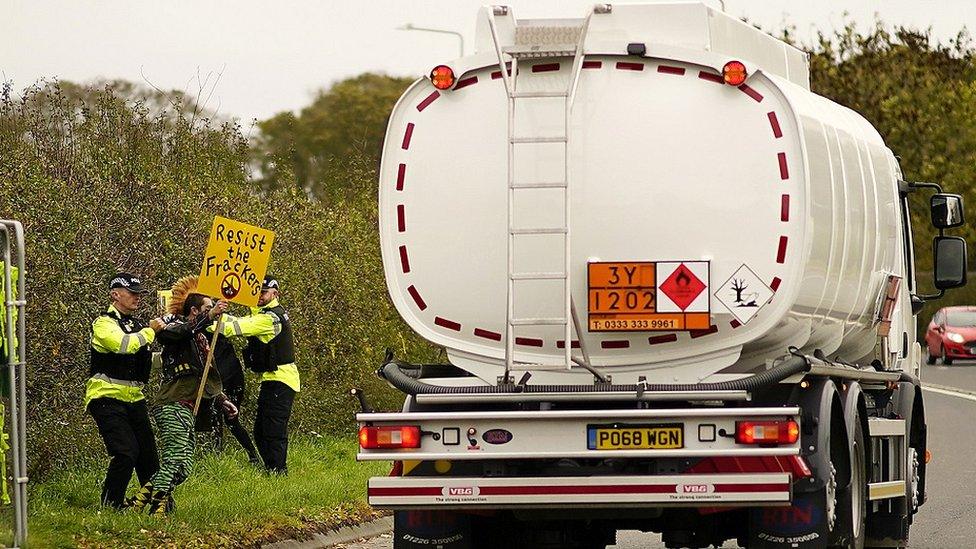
[393,511,472,549]
[749,491,830,548]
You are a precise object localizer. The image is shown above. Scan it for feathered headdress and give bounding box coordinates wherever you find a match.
[168,275,200,316]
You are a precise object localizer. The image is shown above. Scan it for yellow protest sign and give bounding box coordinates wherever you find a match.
[197,216,275,307]
[157,290,172,315]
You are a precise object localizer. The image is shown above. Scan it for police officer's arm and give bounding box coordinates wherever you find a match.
[155,320,195,344]
[218,313,278,340]
[91,316,155,353]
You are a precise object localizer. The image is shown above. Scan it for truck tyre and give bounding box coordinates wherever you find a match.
[831,416,866,549]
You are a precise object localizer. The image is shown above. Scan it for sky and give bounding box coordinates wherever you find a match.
[2,0,971,123]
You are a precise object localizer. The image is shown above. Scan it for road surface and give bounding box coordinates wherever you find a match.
[336,361,976,548]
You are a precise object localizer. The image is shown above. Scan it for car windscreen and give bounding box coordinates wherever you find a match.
[946,311,976,327]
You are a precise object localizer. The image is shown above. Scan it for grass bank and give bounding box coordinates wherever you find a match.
[3,437,386,548]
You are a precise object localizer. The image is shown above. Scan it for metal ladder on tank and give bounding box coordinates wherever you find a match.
[487,7,595,382]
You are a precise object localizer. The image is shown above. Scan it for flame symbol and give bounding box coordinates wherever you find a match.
[676,270,691,287]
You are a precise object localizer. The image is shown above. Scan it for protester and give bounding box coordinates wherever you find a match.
[128,276,238,515]
[218,275,299,474]
[87,272,163,509]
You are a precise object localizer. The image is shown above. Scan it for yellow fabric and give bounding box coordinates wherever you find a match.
[217,299,300,392]
[84,377,145,408]
[85,305,153,406]
[262,363,300,393]
[91,305,156,353]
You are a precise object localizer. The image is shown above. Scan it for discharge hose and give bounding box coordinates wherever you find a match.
[377,353,810,395]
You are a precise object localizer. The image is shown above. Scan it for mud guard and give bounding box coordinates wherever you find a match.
[393,511,472,549]
[750,378,846,548]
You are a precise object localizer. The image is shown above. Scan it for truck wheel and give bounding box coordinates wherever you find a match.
[831,418,866,549]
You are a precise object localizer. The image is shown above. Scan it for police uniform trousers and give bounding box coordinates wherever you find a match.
[87,397,159,508]
[255,380,296,473]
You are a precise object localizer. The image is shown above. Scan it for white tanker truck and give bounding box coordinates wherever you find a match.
[355,4,969,548]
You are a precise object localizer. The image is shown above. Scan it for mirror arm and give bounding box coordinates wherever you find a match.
[914,289,945,305]
[904,180,944,193]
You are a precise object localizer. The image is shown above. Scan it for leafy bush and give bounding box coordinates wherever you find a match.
[0,80,436,477]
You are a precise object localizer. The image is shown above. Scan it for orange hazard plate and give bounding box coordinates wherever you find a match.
[587,262,710,332]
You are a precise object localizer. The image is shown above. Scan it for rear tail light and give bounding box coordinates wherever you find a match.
[722,60,747,86]
[735,420,799,445]
[359,425,422,449]
[430,65,456,90]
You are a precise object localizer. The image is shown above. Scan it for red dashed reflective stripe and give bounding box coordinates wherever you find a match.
[698,71,724,84]
[516,337,544,348]
[657,65,685,75]
[781,195,790,222]
[396,164,406,191]
[602,340,630,349]
[398,245,410,273]
[401,123,414,150]
[416,91,440,112]
[533,63,560,73]
[648,334,678,345]
[407,285,427,311]
[455,76,478,89]
[616,62,644,71]
[474,328,502,341]
[767,112,783,138]
[690,325,718,339]
[730,320,742,329]
[557,340,581,349]
[776,237,788,264]
[582,61,602,69]
[777,152,789,180]
[738,84,763,102]
[397,205,406,232]
[434,317,461,331]
[771,277,782,291]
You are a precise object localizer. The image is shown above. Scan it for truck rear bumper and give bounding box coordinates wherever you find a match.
[368,473,792,509]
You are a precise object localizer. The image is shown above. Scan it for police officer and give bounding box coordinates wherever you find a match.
[86,272,163,509]
[218,275,298,474]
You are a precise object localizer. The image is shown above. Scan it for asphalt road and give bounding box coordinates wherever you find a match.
[337,361,976,548]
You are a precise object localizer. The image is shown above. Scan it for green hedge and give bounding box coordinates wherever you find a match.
[0,81,437,477]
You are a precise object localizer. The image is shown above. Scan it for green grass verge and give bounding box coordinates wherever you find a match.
[3,437,387,548]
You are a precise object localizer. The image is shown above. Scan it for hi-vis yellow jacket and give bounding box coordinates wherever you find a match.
[85,305,156,407]
[217,299,300,392]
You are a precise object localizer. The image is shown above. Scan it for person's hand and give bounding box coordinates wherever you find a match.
[149,318,165,332]
[209,300,229,319]
[220,397,239,420]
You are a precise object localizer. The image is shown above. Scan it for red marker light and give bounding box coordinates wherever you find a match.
[723,60,747,86]
[430,65,456,90]
[735,420,799,445]
[359,425,422,449]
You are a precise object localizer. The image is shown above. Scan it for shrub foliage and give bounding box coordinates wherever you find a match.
[0,81,436,476]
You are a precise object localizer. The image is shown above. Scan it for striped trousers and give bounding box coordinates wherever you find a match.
[148,403,195,492]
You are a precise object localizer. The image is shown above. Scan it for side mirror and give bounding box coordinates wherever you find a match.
[931,193,965,229]
[934,236,968,290]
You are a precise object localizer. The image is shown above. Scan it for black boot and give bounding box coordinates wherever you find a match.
[125,482,153,512]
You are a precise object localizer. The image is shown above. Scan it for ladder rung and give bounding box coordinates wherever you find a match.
[511,227,567,235]
[511,181,567,189]
[511,318,567,326]
[512,91,568,99]
[511,136,567,144]
[511,272,567,280]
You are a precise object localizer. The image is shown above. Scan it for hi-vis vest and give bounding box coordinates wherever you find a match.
[90,311,152,383]
[244,305,295,373]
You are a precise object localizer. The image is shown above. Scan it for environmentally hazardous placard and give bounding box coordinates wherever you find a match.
[715,264,773,324]
[198,216,275,307]
[588,261,710,332]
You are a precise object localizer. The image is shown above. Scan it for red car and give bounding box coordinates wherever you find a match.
[925,306,976,365]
